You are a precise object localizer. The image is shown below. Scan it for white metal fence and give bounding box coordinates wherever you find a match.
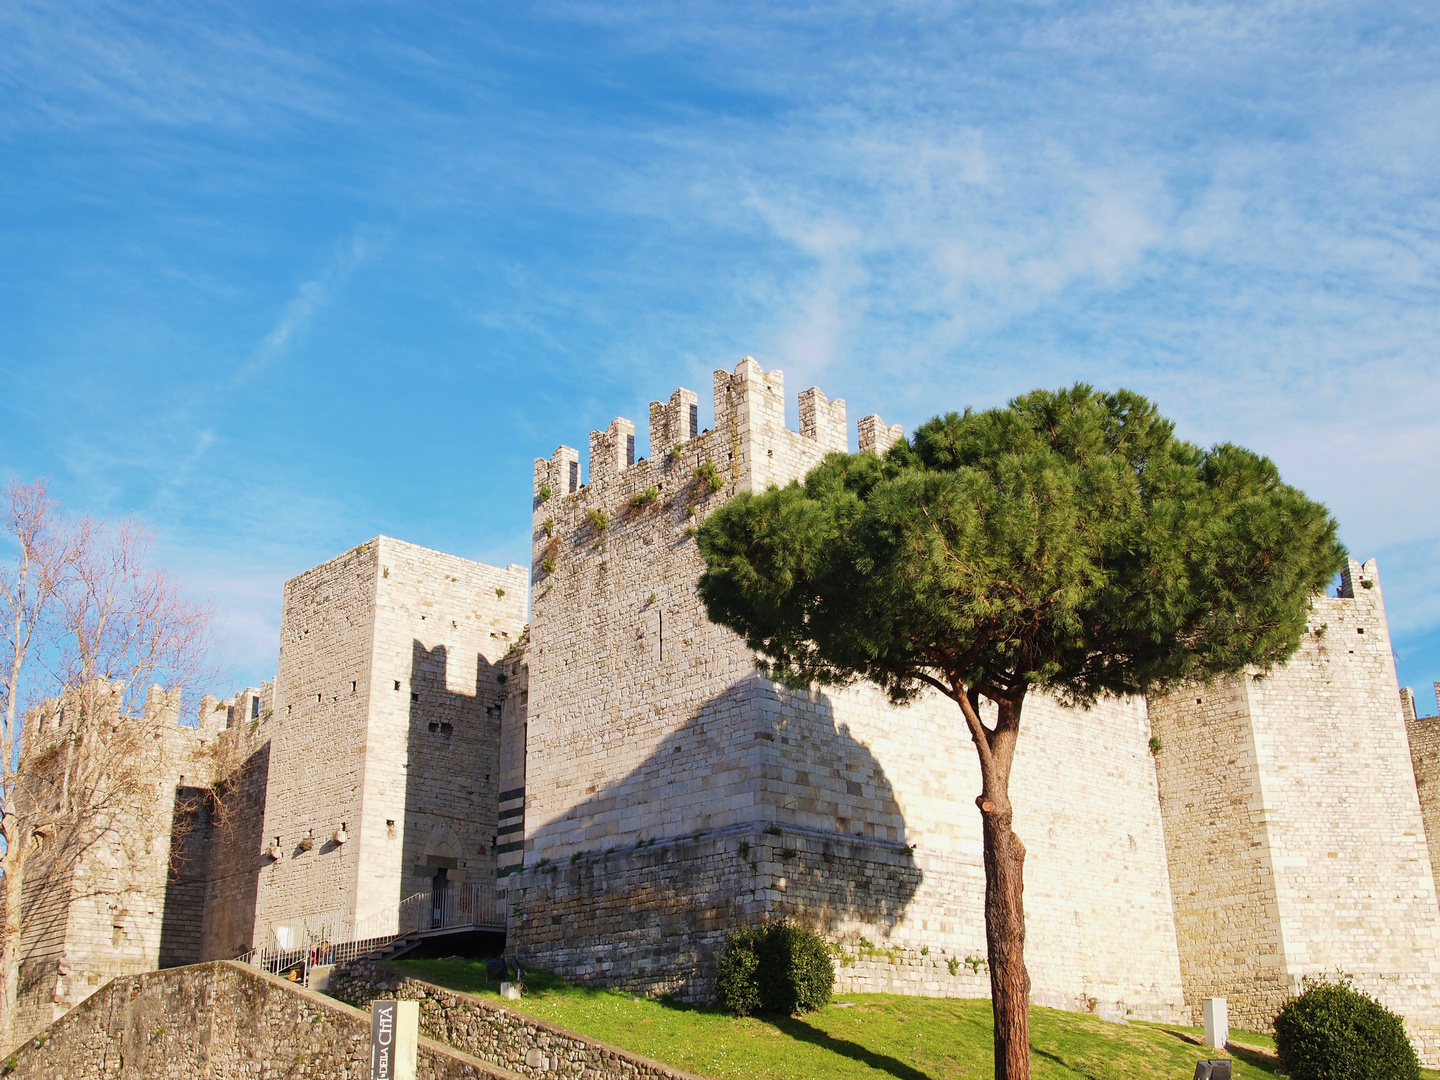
[238,883,505,982]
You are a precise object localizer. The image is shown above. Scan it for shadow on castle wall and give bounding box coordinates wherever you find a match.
[159,740,271,965]
[402,640,501,908]
[512,675,922,999]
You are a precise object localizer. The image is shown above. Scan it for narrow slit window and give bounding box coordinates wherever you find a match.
[626,434,635,466]
[568,461,579,493]
[689,404,699,439]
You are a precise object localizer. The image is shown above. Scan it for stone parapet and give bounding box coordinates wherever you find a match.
[326,959,707,1080]
[3,960,515,1079]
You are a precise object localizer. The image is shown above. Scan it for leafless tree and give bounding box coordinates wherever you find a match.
[0,480,214,1051]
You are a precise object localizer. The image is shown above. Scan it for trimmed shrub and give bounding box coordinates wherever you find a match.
[717,922,834,1016]
[1274,976,1420,1080]
[716,926,763,1016]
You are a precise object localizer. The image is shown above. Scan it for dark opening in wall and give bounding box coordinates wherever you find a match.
[394,680,401,691]
[626,434,635,466]
[316,693,322,703]
[250,696,260,719]
[411,692,420,702]
[352,681,357,692]
[689,404,699,439]
[569,461,579,493]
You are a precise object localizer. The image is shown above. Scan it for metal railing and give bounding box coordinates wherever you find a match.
[237,883,505,984]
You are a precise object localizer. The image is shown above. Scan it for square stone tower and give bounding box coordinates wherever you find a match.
[511,358,1187,1019]
[251,537,527,945]
[1151,558,1440,1058]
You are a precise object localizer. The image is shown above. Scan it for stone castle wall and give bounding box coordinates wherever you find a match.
[1153,559,1440,1061]
[252,540,380,943]
[1407,683,1440,902]
[9,683,267,1046]
[253,536,527,944]
[358,537,527,921]
[513,358,1186,1019]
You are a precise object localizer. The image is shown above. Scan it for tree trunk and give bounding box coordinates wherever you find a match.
[981,798,1030,1080]
[0,834,26,1056]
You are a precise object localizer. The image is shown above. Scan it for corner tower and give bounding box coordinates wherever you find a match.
[1150,559,1440,1060]
[251,537,527,947]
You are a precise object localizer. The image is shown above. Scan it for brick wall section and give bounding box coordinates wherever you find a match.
[3,961,516,1078]
[1153,559,1440,1064]
[327,959,708,1080]
[518,357,1185,1021]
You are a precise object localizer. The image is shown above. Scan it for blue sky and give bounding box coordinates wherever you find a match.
[2,1,1437,702]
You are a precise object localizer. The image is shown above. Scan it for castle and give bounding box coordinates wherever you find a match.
[12,357,1440,1064]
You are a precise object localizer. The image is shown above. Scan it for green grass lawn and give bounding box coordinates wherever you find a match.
[396,957,1434,1080]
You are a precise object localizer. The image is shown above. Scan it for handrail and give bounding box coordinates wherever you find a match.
[237,883,505,984]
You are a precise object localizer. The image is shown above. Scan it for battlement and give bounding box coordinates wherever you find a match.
[530,356,900,526]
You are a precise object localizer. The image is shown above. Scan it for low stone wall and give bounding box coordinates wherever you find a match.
[2,960,514,1079]
[326,960,706,1080]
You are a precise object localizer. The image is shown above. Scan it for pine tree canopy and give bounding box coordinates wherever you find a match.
[697,384,1346,708]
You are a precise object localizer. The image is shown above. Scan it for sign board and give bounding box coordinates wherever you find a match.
[370,999,418,1080]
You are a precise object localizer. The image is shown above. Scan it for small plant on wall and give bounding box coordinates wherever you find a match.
[632,486,661,509]
[586,508,609,532]
[696,459,724,493]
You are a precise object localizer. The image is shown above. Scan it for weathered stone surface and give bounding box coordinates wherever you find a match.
[3,960,517,1079]
[253,536,527,943]
[1152,559,1440,1061]
[517,357,1187,1022]
[327,959,707,1080]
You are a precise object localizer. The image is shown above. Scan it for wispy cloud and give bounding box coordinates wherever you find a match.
[233,226,383,387]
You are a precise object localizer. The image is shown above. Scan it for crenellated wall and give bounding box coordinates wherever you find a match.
[513,357,1186,1019]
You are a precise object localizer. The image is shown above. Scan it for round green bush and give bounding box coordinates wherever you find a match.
[716,926,763,1016]
[717,922,835,1016]
[1273,977,1420,1080]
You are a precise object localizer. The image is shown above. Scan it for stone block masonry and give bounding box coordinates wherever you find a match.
[9,680,271,1046]
[2,960,517,1079]
[328,959,708,1080]
[517,357,1187,1021]
[254,536,528,946]
[1152,559,1440,1062]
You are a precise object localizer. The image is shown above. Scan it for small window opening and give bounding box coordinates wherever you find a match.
[428,721,439,732]
[1357,627,1365,634]
[440,722,454,736]
[251,696,261,719]
[351,681,357,692]
[626,434,635,466]
[411,692,420,703]
[689,404,699,439]
[569,461,579,493]
[316,693,322,703]
[394,680,401,690]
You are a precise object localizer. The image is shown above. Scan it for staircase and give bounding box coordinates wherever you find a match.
[238,883,505,982]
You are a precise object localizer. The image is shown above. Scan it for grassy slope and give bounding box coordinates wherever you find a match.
[398,958,1424,1080]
